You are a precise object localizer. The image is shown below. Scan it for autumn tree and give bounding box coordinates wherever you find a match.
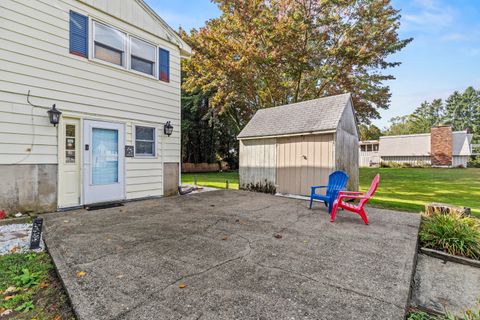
[182,0,412,130]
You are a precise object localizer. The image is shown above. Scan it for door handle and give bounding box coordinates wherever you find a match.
[302,155,307,160]
[85,144,89,151]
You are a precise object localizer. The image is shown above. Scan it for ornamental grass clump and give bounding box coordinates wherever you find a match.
[419,212,480,260]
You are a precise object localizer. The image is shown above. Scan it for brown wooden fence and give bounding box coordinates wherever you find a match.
[182,162,229,173]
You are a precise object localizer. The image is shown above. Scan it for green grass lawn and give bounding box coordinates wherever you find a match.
[361,168,480,217]
[181,168,480,217]
[182,171,240,189]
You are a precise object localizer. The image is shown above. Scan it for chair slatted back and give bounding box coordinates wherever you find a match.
[326,171,349,199]
[359,174,380,206]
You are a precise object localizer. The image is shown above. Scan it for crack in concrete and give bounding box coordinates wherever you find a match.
[72,217,230,269]
[115,236,254,320]
[253,261,405,311]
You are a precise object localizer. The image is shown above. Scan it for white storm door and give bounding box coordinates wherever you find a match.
[83,120,125,204]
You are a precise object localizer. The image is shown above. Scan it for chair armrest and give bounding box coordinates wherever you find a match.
[338,191,363,196]
[338,195,368,201]
[311,185,327,191]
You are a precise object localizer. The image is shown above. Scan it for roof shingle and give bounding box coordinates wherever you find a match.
[237,93,352,139]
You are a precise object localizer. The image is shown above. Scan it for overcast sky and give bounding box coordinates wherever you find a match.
[146,0,480,128]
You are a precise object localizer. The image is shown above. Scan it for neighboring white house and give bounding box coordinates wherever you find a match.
[359,140,380,167]
[0,0,191,213]
[359,126,473,167]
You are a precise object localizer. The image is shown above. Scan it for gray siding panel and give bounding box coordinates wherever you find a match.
[239,139,276,187]
[335,101,359,190]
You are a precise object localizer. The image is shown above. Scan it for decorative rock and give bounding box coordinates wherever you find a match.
[14,212,23,218]
[425,203,471,217]
[0,223,44,255]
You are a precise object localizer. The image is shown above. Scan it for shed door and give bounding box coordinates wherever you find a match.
[276,134,334,195]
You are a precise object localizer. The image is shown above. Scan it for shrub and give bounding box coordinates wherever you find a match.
[468,156,480,168]
[419,212,480,260]
[240,180,276,194]
[380,161,431,168]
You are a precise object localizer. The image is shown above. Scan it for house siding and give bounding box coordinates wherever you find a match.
[0,0,182,206]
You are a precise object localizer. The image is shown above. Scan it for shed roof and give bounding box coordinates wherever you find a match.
[237,93,352,139]
[379,131,472,157]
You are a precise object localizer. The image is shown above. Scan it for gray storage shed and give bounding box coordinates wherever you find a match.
[238,93,359,195]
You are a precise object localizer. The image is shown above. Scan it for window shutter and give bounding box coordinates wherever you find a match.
[159,48,170,82]
[70,11,88,58]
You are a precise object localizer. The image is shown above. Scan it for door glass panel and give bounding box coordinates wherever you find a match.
[65,124,76,164]
[92,128,118,185]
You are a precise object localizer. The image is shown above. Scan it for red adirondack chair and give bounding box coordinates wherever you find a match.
[330,174,380,225]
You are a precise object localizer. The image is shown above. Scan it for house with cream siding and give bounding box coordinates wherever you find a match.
[359,126,473,167]
[0,0,191,213]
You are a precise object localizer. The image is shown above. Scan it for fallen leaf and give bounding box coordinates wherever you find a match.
[76,271,86,278]
[53,315,61,320]
[4,286,16,294]
[274,234,282,239]
[63,220,69,223]
[3,296,14,301]
[178,283,187,289]
[10,246,20,253]
[0,309,12,316]
[222,236,228,240]
[40,282,49,289]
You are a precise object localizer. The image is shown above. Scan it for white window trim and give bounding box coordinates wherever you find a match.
[91,20,127,68]
[129,35,158,78]
[133,125,157,158]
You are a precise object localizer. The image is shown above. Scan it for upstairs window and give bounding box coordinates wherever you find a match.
[135,126,156,157]
[130,37,156,76]
[93,21,126,66]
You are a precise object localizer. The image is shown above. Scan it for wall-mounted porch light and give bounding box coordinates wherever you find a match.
[164,121,173,136]
[47,104,62,127]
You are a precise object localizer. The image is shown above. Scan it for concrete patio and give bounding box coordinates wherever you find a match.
[44,190,421,320]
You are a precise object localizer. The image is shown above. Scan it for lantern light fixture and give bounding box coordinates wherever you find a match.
[164,121,173,136]
[47,104,62,127]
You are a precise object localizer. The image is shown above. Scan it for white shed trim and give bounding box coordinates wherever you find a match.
[237,129,337,141]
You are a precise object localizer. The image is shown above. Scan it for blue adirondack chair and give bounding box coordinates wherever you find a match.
[309,171,349,213]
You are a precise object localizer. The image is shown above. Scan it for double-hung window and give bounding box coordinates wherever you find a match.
[130,37,156,76]
[93,21,126,66]
[135,126,156,157]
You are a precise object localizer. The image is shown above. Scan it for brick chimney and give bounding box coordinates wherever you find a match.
[430,125,452,167]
